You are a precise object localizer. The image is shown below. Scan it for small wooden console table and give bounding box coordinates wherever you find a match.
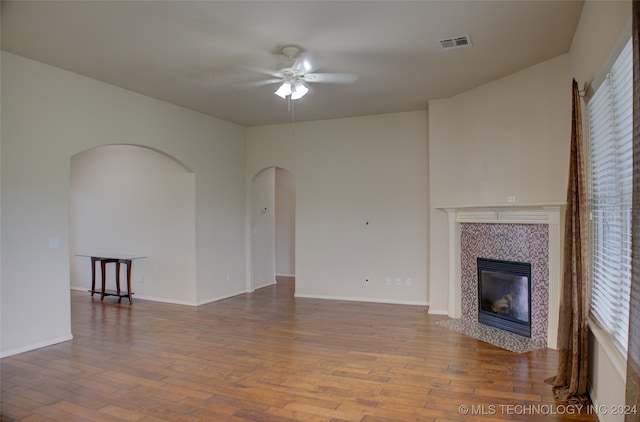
[77,254,146,302]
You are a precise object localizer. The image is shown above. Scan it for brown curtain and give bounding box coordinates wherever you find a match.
[547,79,590,404]
[626,0,640,418]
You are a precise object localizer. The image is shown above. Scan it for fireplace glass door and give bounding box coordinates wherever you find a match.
[477,258,532,337]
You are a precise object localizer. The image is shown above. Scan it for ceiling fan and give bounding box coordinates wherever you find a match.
[242,46,358,100]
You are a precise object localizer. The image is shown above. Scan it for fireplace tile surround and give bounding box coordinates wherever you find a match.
[461,223,548,346]
[440,205,562,349]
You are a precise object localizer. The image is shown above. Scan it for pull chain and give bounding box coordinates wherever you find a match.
[286,95,296,123]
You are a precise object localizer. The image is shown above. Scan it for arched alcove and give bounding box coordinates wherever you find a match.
[69,144,197,304]
[250,167,295,291]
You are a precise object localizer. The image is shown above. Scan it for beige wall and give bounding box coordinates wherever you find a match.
[70,145,197,304]
[1,52,247,356]
[251,167,277,290]
[275,168,295,277]
[0,5,3,348]
[250,166,296,288]
[247,112,428,305]
[568,1,631,420]
[1,9,632,417]
[429,54,571,207]
[428,53,571,313]
[426,1,631,411]
[570,0,631,92]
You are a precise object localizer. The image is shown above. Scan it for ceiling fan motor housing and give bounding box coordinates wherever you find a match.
[281,46,300,59]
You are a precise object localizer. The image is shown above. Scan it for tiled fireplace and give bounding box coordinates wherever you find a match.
[461,223,548,346]
[442,206,562,349]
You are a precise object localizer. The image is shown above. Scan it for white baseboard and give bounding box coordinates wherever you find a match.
[72,286,250,307]
[254,280,277,290]
[196,289,251,306]
[72,286,198,306]
[276,273,295,278]
[428,308,450,315]
[294,293,427,306]
[1,334,74,359]
[132,294,197,306]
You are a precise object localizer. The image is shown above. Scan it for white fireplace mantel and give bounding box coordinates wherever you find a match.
[437,203,564,349]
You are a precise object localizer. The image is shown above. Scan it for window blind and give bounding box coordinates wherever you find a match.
[587,37,633,357]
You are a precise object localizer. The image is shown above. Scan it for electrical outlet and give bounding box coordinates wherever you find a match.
[226,273,231,282]
[396,278,402,286]
[137,274,144,283]
[406,278,412,286]
[507,195,516,203]
[386,277,392,286]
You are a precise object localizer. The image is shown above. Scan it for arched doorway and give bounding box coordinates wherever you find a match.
[69,145,197,303]
[250,167,295,291]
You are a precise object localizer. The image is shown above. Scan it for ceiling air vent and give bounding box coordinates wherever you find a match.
[439,35,472,51]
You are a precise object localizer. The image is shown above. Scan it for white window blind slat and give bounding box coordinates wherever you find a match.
[587,37,632,357]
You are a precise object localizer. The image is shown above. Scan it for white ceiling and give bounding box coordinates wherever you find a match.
[1,1,584,127]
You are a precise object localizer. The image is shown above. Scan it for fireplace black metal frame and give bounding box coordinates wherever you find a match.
[477,258,532,338]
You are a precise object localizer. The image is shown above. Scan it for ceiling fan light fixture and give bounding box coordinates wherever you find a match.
[274,82,292,98]
[290,83,309,100]
[274,81,308,100]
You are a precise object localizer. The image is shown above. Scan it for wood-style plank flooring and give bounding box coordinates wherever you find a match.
[1,277,598,421]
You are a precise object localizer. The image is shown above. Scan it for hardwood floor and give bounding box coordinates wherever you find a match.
[1,277,597,421]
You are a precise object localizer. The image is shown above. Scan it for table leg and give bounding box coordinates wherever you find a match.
[125,259,133,303]
[115,262,121,293]
[100,259,107,301]
[90,257,99,296]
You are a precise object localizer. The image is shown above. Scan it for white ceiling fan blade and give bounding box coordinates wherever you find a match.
[238,64,281,78]
[302,73,358,84]
[291,52,315,73]
[238,78,282,89]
